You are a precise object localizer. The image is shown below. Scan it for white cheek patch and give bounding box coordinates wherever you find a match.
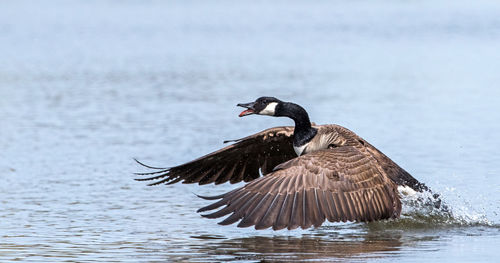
[259,102,278,116]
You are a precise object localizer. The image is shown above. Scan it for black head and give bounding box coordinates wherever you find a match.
[237,97,282,117]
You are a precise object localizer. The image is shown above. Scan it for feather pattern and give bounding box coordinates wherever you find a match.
[198,147,401,230]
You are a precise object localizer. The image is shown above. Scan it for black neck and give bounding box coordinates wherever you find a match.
[276,102,317,146]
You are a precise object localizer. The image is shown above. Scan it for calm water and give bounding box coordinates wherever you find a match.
[1,0,500,262]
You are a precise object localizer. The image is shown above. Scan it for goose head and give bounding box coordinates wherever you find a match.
[237,96,316,149]
[237,97,282,117]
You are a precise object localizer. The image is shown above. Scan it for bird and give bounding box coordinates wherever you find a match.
[135,96,442,230]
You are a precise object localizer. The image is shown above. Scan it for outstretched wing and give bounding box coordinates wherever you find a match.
[135,126,297,185]
[198,147,401,230]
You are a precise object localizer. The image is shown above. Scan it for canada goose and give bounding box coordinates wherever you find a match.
[136,97,441,230]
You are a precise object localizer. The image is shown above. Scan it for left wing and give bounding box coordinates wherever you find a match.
[135,126,297,185]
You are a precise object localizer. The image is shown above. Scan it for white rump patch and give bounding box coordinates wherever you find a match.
[259,102,278,116]
[398,185,418,196]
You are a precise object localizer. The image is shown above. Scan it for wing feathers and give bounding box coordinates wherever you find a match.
[197,147,401,229]
[215,162,238,185]
[255,194,282,229]
[217,192,259,225]
[273,193,292,230]
[230,161,246,184]
[289,190,302,230]
[136,126,296,186]
[333,192,348,222]
[320,190,336,222]
[238,193,274,228]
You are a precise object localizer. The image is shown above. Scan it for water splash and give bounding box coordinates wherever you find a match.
[368,189,495,230]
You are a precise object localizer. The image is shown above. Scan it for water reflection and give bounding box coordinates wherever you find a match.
[208,235,401,262]
[163,222,499,262]
[169,225,437,262]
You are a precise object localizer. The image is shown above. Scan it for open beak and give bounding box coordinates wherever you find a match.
[237,102,256,117]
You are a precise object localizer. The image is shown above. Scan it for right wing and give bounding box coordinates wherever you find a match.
[135,126,297,185]
[198,147,402,230]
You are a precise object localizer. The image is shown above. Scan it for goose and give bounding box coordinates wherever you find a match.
[136,96,442,230]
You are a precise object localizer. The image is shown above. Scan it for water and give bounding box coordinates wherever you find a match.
[1,0,499,262]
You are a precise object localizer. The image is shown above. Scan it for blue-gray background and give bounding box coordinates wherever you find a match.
[1,0,499,262]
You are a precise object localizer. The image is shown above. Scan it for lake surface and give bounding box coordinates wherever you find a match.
[1,0,499,262]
